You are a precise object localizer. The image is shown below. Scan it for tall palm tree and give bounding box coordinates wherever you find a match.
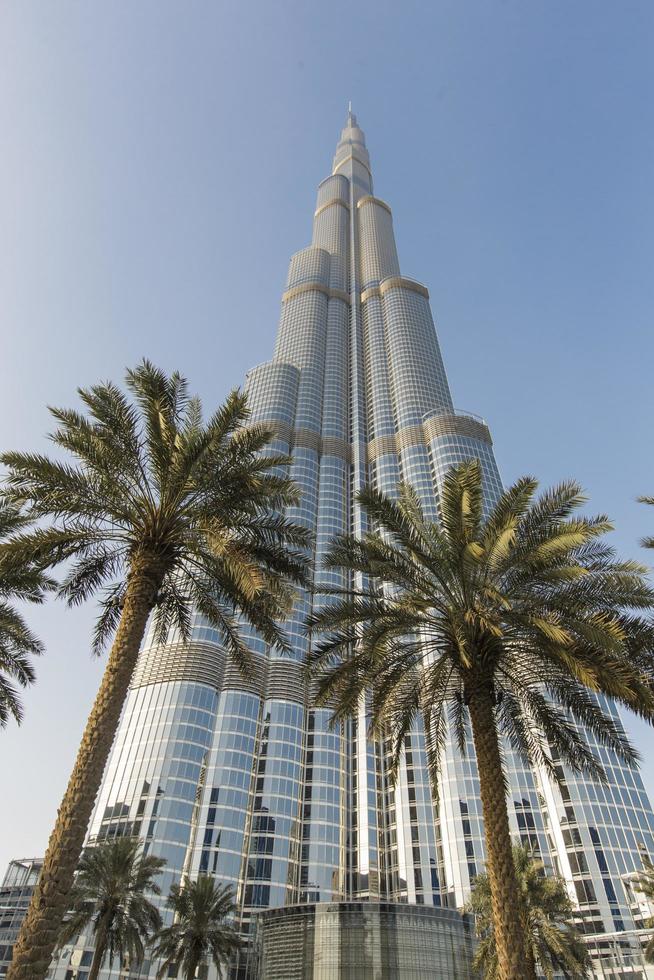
[57,837,165,980]
[467,843,590,979]
[0,501,51,726]
[629,855,654,962]
[307,461,654,980]
[150,876,241,980]
[3,361,310,980]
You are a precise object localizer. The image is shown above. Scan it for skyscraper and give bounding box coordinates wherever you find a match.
[53,111,654,978]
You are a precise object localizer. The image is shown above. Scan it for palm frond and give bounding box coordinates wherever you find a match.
[0,502,51,725]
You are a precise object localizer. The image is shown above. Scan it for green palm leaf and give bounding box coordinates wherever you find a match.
[0,501,52,726]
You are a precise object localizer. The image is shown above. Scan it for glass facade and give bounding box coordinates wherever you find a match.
[252,902,476,979]
[49,111,654,979]
[0,859,42,977]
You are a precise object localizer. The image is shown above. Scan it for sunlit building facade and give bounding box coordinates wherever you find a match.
[52,112,654,978]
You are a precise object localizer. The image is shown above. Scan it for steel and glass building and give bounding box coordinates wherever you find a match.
[0,859,42,977]
[51,111,654,978]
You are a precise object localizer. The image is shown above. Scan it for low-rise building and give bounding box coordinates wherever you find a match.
[0,858,42,976]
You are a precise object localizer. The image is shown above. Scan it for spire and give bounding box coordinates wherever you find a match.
[332,104,371,191]
[337,103,365,148]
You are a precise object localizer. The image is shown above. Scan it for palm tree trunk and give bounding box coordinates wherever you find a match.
[185,951,202,980]
[87,924,108,980]
[6,561,164,980]
[467,688,536,980]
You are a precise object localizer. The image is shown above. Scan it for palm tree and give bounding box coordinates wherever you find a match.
[629,855,654,962]
[57,837,165,980]
[638,496,654,552]
[150,876,241,980]
[307,461,654,980]
[0,501,51,726]
[467,843,590,979]
[3,361,310,980]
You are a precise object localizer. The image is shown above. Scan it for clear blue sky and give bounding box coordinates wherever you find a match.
[1,1,653,872]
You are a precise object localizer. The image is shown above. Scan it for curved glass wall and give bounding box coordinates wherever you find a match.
[253,901,476,980]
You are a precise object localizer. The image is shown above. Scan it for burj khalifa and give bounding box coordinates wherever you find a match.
[53,111,654,979]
